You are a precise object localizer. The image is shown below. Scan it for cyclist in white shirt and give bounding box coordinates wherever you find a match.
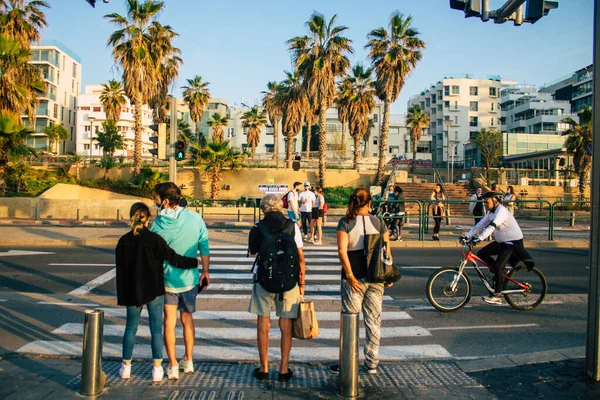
[298,181,316,239]
[461,191,534,305]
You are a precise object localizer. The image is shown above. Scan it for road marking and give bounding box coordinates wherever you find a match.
[0,250,55,257]
[17,341,452,361]
[182,294,394,301]
[68,268,116,296]
[210,250,339,256]
[210,273,340,281]
[205,283,341,292]
[54,324,430,339]
[210,257,340,263]
[211,245,339,251]
[0,299,6,302]
[98,309,411,320]
[428,324,538,331]
[38,301,99,307]
[49,263,115,266]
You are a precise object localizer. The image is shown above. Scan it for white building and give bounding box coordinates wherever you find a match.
[25,41,82,154]
[75,85,154,159]
[408,74,515,166]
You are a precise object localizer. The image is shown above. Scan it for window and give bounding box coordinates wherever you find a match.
[227,128,234,138]
[83,144,90,150]
[373,113,378,123]
[432,94,436,104]
[469,86,478,96]
[469,116,478,127]
[57,71,60,85]
[470,101,478,111]
[444,86,450,96]
[80,106,90,111]
[431,108,436,115]
[491,102,495,111]
[60,106,64,121]
[444,101,450,108]
[470,131,478,140]
[452,85,460,95]
[84,125,91,132]
[373,136,378,145]
[54,104,59,118]
[68,110,71,124]
[454,101,458,109]
[72,63,77,78]
[489,87,497,96]
[93,107,101,112]
[64,91,67,106]
[491,118,494,126]
[425,98,430,107]
[454,116,458,124]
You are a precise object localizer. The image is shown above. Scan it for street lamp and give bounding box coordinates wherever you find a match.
[88,116,96,160]
[443,119,452,183]
[449,134,460,185]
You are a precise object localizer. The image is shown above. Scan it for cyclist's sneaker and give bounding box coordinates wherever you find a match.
[483,295,502,305]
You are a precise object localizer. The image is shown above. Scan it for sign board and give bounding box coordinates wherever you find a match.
[258,184,289,194]
[587,142,593,157]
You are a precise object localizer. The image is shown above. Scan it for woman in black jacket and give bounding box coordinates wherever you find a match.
[116,202,198,382]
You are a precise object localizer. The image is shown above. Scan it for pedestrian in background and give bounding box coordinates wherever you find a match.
[298,181,316,240]
[248,194,306,382]
[504,186,516,215]
[310,186,325,245]
[330,187,393,375]
[430,184,446,241]
[116,202,199,382]
[151,182,211,380]
[387,186,405,241]
[469,187,485,225]
[285,181,302,226]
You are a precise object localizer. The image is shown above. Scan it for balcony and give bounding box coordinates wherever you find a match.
[572,87,592,100]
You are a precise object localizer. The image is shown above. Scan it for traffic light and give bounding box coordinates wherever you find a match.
[526,0,559,24]
[85,0,109,6]
[449,0,481,18]
[175,140,186,161]
[149,123,166,160]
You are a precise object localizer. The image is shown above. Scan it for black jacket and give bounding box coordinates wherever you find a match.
[115,227,198,307]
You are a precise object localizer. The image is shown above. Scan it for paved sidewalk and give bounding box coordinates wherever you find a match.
[0,348,598,399]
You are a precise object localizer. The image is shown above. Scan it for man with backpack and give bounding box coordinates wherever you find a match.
[282,181,302,226]
[248,194,306,382]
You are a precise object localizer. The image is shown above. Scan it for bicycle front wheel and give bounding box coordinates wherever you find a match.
[503,266,547,311]
[426,267,472,312]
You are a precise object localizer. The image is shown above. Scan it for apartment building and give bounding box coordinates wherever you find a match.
[24,41,82,154]
[75,85,154,158]
[539,64,593,113]
[177,98,229,142]
[407,74,513,166]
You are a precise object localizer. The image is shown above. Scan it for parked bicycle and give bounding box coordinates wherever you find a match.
[426,240,547,312]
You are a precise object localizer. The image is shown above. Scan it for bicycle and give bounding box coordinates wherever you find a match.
[426,241,548,312]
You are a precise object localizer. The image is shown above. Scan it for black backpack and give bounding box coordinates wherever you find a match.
[255,219,300,294]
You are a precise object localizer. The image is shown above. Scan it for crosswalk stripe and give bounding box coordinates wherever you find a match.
[210,250,339,256]
[17,341,452,361]
[68,269,116,296]
[211,245,339,251]
[53,324,431,339]
[207,283,340,292]
[98,309,412,320]
[211,257,339,263]
[210,273,340,281]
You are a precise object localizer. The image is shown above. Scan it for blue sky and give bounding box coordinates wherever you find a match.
[42,0,592,114]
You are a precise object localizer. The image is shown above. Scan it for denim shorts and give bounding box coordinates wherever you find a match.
[165,285,199,313]
[287,210,300,222]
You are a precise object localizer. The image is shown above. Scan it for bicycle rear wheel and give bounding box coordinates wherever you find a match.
[503,266,547,311]
[426,267,472,312]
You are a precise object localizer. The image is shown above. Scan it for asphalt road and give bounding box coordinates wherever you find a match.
[0,244,591,362]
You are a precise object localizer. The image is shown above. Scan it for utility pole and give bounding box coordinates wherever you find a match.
[169,96,177,184]
[586,0,600,381]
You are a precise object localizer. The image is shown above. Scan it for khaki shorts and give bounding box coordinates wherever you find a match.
[248,283,301,319]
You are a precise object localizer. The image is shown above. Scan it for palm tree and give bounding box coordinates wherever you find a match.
[261,81,283,164]
[190,140,245,200]
[336,79,352,157]
[366,11,426,184]
[405,104,430,172]
[0,113,36,195]
[562,106,592,201]
[207,112,228,143]
[0,0,49,47]
[303,103,318,160]
[182,75,211,145]
[68,152,85,181]
[288,11,353,186]
[105,0,179,174]
[344,64,376,170]
[280,71,308,168]
[99,80,126,123]
[241,106,267,156]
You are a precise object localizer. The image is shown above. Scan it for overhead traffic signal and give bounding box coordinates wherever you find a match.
[149,123,166,160]
[526,0,559,23]
[85,0,109,7]
[175,140,186,161]
[449,0,481,18]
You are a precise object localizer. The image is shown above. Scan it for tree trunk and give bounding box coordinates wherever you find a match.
[341,122,347,157]
[579,171,586,202]
[375,95,391,185]
[304,122,312,160]
[76,162,80,181]
[211,168,220,200]
[0,165,6,196]
[285,135,293,169]
[272,118,280,166]
[353,135,361,170]
[411,133,418,173]
[196,119,201,144]
[132,92,144,174]
[318,101,327,187]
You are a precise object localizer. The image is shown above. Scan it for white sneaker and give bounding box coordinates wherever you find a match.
[483,295,503,305]
[179,359,194,373]
[152,366,164,382]
[167,365,179,380]
[119,363,131,379]
[313,241,322,246]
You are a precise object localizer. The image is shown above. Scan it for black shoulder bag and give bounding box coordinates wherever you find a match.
[363,215,401,284]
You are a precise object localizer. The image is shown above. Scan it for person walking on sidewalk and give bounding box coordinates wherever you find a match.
[298,181,316,240]
[248,194,306,382]
[469,187,485,225]
[431,184,446,241]
[310,186,325,245]
[387,185,405,241]
[285,181,302,226]
[116,202,200,382]
[504,186,516,215]
[331,188,393,375]
[151,182,211,380]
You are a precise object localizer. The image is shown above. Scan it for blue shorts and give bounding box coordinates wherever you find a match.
[165,285,198,313]
[287,210,299,222]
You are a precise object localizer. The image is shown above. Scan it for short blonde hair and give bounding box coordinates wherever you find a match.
[261,194,284,214]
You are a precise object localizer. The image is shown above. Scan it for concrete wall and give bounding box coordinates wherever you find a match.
[40,183,140,200]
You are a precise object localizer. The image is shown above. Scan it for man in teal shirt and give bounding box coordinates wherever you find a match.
[151,182,210,380]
